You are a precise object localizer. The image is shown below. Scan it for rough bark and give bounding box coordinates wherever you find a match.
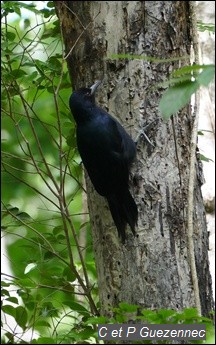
[55,1,214,317]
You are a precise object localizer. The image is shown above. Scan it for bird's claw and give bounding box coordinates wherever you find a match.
[135,119,158,147]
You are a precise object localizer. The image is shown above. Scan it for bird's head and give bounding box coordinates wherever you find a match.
[69,80,101,122]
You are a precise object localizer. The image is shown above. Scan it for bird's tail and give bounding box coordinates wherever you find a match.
[107,190,138,243]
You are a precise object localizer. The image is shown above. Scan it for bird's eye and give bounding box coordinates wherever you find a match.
[85,91,91,98]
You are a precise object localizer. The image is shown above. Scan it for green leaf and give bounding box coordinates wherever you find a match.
[2,305,16,318]
[66,128,77,148]
[4,204,19,214]
[15,306,28,329]
[197,21,215,33]
[172,64,204,77]
[11,69,27,78]
[14,7,21,16]
[18,278,36,288]
[8,1,40,14]
[1,281,12,287]
[76,326,95,340]
[47,2,55,8]
[157,75,193,88]
[44,250,56,260]
[199,154,214,163]
[118,302,139,312]
[16,212,32,220]
[84,316,108,325]
[6,31,16,41]
[159,64,215,119]
[47,56,62,71]
[23,18,31,29]
[25,71,39,83]
[52,226,63,235]
[196,65,215,86]
[63,301,90,315]
[198,129,213,135]
[40,8,56,18]
[4,332,15,344]
[34,320,52,328]
[5,296,19,304]
[56,234,65,241]
[40,302,59,317]
[159,80,199,121]
[1,289,10,297]
[62,267,77,282]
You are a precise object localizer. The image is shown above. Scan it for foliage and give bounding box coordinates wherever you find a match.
[1,1,98,343]
[197,21,215,33]
[158,64,215,120]
[110,304,215,344]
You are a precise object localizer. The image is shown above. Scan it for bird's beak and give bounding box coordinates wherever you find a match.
[90,80,101,95]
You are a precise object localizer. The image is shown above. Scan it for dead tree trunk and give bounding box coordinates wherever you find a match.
[55,1,214,317]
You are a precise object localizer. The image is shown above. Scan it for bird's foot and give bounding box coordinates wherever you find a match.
[135,119,158,147]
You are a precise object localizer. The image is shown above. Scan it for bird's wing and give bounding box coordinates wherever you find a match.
[77,111,134,196]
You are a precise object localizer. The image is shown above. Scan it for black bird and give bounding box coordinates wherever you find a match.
[69,80,138,243]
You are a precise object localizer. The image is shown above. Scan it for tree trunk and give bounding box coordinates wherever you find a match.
[55,1,214,317]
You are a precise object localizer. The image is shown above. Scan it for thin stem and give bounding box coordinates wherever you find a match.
[187,1,201,316]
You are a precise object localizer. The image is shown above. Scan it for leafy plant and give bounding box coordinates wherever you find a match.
[1,1,98,343]
[197,21,215,33]
[158,64,215,120]
[92,303,215,344]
